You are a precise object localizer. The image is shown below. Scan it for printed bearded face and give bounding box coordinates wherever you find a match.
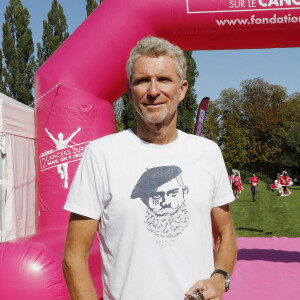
[148,178,187,216]
[146,179,189,238]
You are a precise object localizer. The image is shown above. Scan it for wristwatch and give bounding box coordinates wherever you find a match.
[210,269,230,292]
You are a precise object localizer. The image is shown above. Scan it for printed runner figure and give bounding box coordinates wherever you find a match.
[45,127,81,189]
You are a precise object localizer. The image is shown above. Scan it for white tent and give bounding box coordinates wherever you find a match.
[0,92,35,242]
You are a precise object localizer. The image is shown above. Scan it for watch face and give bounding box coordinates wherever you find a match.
[225,275,230,291]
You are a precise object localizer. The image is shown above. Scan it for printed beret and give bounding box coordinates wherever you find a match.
[131,165,182,200]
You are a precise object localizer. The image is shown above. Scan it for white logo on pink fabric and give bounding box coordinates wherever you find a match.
[40,127,89,189]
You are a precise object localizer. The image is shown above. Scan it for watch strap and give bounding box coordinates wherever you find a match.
[211,269,228,278]
[210,269,230,292]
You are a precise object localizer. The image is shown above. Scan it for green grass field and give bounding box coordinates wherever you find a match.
[230,182,300,237]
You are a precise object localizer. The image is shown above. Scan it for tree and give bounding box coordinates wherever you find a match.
[217,88,249,171]
[202,78,299,179]
[177,51,198,133]
[276,125,300,176]
[283,92,300,129]
[37,0,69,67]
[2,0,35,105]
[202,101,220,143]
[273,92,300,176]
[0,49,5,93]
[86,0,98,17]
[86,0,104,17]
[240,78,287,170]
[121,92,137,129]
[114,97,124,132]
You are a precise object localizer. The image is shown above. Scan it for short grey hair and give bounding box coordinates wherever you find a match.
[126,36,187,83]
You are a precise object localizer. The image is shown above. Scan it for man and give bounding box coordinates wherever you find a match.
[249,173,259,202]
[62,36,237,300]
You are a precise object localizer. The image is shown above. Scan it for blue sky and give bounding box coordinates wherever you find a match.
[0,0,299,101]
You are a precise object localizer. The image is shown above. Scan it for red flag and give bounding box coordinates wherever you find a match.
[194,97,210,136]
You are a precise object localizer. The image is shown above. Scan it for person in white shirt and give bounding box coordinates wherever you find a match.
[62,36,237,300]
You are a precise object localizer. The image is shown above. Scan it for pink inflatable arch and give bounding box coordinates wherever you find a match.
[0,0,300,299]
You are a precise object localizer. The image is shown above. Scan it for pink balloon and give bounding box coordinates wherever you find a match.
[0,229,102,299]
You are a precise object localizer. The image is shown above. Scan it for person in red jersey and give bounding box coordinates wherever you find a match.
[233,174,242,198]
[281,171,292,196]
[229,172,235,191]
[270,181,278,191]
[286,173,292,195]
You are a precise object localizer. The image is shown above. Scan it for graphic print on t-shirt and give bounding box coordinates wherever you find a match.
[131,166,189,240]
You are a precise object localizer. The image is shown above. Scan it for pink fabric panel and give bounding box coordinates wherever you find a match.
[167,1,300,50]
[224,237,300,300]
[35,84,115,231]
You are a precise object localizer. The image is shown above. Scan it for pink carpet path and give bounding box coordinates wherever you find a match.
[223,237,300,300]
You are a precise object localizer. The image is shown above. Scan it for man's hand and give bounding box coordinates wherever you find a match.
[185,274,225,300]
[184,204,237,300]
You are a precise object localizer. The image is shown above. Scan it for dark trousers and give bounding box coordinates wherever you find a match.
[251,186,257,202]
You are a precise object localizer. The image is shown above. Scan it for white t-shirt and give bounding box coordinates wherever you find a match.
[64,129,234,300]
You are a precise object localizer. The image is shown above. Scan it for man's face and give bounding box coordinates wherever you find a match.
[148,178,187,216]
[127,55,188,126]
